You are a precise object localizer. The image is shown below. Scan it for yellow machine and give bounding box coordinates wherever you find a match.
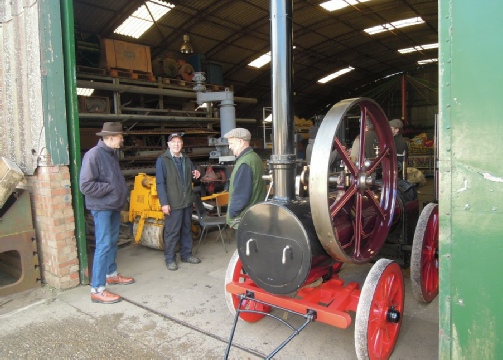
[129,172,227,250]
[129,173,165,249]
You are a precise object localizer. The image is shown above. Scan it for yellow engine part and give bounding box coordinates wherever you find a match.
[129,173,202,250]
[129,173,164,249]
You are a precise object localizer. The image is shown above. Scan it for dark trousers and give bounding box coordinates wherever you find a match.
[163,206,193,263]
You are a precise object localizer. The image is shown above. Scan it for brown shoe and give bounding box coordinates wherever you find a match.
[106,274,135,285]
[91,290,121,304]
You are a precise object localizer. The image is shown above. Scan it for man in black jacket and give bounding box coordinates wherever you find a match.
[156,133,201,271]
[80,122,135,304]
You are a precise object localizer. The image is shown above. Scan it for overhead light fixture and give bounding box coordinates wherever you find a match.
[249,51,271,68]
[364,17,425,35]
[114,1,174,39]
[320,0,371,12]
[398,43,438,54]
[248,46,297,69]
[317,66,355,84]
[417,58,438,65]
[180,34,194,54]
[77,88,94,96]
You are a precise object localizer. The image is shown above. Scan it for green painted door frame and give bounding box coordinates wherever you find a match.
[439,1,503,358]
[40,0,88,284]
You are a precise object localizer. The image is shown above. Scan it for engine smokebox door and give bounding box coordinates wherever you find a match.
[237,202,315,294]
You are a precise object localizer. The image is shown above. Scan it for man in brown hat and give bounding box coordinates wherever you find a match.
[224,128,266,229]
[156,132,201,271]
[80,122,135,304]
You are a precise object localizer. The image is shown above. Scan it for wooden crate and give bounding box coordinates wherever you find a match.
[0,157,24,208]
[100,38,152,73]
[78,96,110,114]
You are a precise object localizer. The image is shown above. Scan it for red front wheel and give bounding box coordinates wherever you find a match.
[355,259,404,360]
[224,250,271,322]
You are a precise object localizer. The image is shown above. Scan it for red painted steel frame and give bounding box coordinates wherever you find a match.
[226,273,362,329]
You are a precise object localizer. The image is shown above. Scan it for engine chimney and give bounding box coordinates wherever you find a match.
[269,0,296,202]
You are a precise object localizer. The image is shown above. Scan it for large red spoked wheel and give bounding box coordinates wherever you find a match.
[355,259,404,360]
[310,98,398,264]
[224,250,272,322]
[411,203,439,303]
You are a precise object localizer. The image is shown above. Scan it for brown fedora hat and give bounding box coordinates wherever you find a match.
[96,122,124,136]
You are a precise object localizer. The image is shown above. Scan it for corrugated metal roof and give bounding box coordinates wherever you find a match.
[0,0,45,175]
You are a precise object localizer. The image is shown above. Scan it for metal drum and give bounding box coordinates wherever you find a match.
[237,199,331,295]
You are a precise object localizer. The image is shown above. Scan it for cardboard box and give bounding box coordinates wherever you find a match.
[0,157,24,209]
[100,38,152,73]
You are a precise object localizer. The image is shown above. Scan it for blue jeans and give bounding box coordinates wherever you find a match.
[163,206,193,263]
[91,210,120,289]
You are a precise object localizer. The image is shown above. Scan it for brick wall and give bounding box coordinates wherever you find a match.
[25,166,80,289]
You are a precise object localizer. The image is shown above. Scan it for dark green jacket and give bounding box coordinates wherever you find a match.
[227,148,266,226]
[155,150,195,210]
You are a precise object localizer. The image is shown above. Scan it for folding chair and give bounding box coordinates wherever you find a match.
[194,194,228,253]
[215,192,229,216]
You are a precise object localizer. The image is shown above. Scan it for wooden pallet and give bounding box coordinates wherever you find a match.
[76,65,106,76]
[132,70,156,82]
[106,67,155,82]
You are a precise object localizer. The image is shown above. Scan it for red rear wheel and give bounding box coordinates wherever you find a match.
[411,203,439,303]
[355,259,404,360]
[224,250,272,322]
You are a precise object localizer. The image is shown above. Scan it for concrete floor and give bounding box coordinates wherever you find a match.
[0,178,438,359]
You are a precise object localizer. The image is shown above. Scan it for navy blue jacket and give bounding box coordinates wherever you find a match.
[80,140,128,211]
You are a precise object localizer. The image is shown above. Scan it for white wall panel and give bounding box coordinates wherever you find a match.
[0,0,44,175]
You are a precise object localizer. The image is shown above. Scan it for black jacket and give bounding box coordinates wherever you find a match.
[155,150,196,210]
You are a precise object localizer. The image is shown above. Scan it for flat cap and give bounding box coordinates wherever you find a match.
[389,119,404,129]
[168,132,184,142]
[224,128,251,141]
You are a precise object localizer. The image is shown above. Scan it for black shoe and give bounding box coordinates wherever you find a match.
[166,261,178,271]
[181,255,201,264]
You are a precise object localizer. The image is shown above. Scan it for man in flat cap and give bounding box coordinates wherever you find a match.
[224,128,266,229]
[350,117,378,163]
[156,132,201,271]
[80,122,135,304]
[389,119,408,178]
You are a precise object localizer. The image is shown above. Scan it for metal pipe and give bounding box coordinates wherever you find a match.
[220,99,236,137]
[270,0,296,201]
[121,107,202,115]
[60,0,89,285]
[401,74,408,126]
[197,89,237,137]
[76,80,258,104]
[78,113,256,123]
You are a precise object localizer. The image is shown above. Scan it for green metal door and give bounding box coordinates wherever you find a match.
[439,1,503,358]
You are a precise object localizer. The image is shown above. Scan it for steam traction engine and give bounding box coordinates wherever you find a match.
[223,1,438,359]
